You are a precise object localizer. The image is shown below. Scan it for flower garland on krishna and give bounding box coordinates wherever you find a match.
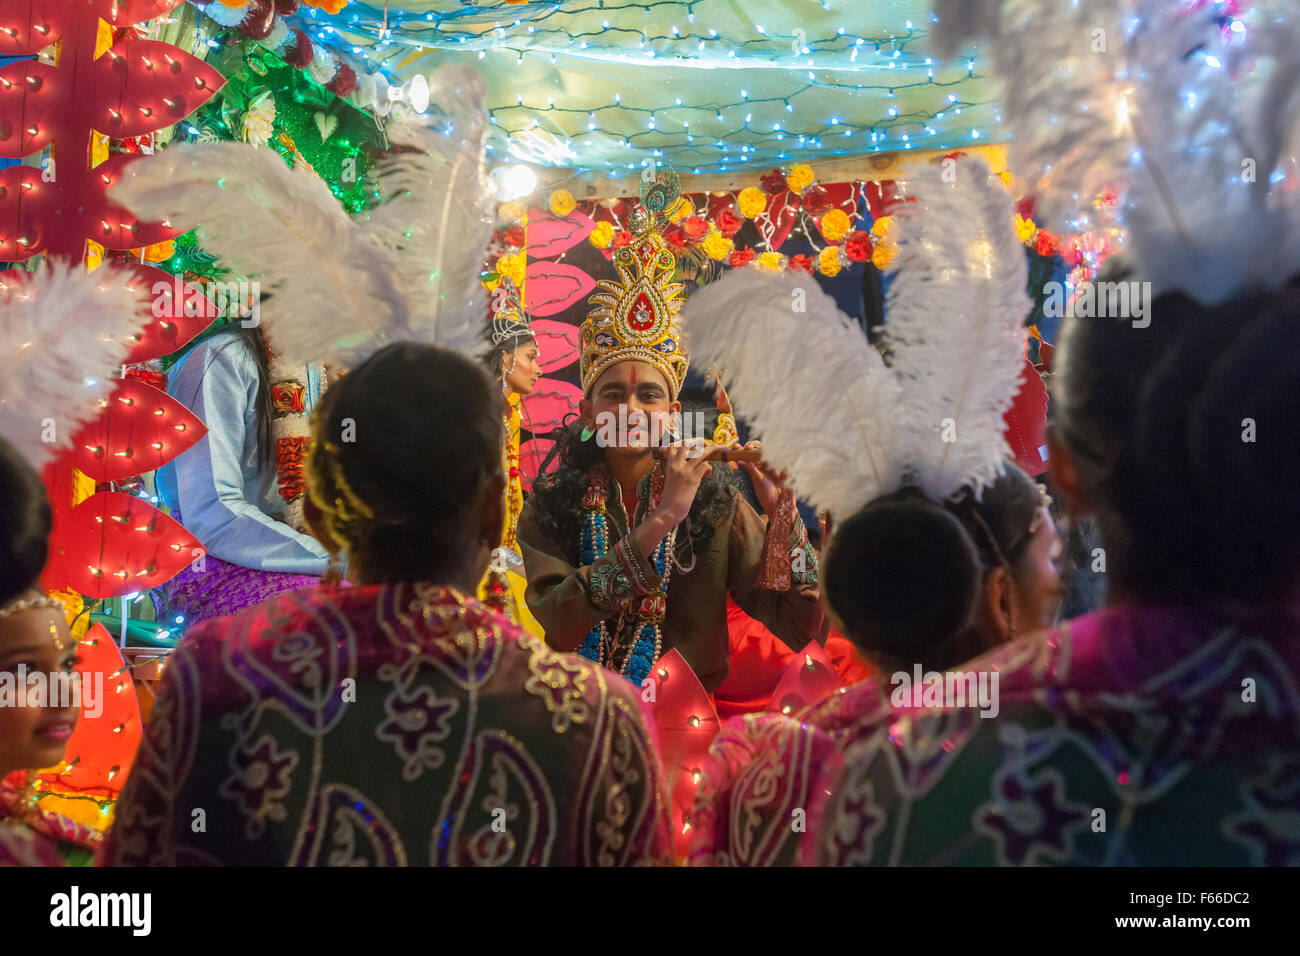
[577,465,675,686]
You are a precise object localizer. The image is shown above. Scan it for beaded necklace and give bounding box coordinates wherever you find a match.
[576,463,675,685]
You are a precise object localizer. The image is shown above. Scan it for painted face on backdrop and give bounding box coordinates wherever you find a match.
[502,339,542,396]
[581,360,680,458]
[0,598,79,777]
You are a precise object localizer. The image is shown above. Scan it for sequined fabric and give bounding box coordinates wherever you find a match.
[0,776,101,866]
[161,551,320,626]
[806,603,1300,865]
[691,603,1300,866]
[106,583,672,866]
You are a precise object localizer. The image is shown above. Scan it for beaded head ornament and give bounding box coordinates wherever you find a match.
[489,276,534,347]
[581,167,689,399]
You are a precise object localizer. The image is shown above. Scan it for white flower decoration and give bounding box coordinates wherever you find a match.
[241,94,277,148]
[308,46,338,85]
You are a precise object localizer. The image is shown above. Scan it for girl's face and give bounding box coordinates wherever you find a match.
[502,340,542,397]
[1010,511,1064,634]
[0,600,78,778]
[581,361,679,459]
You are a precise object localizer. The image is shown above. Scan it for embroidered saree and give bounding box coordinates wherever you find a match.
[106,583,672,866]
[691,602,1300,866]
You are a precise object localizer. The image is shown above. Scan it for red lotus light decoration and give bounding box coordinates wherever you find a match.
[66,377,206,483]
[1,0,221,600]
[764,640,841,717]
[35,622,144,809]
[45,492,202,600]
[644,650,721,862]
[118,264,218,364]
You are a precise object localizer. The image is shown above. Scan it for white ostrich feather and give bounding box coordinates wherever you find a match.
[927,0,1300,304]
[884,159,1031,501]
[683,271,901,517]
[362,65,497,357]
[0,263,149,469]
[108,141,412,368]
[1122,0,1300,302]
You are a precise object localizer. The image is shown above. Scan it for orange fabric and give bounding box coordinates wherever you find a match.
[715,597,871,720]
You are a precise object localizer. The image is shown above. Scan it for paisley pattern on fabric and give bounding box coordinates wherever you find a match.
[162,551,319,626]
[805,604,1300,866]
[107,583,673,866]
[688,712,843,867]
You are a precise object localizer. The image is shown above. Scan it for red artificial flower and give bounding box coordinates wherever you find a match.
[237,1,276,40]
[760,169,788,195]
[1016,196,1037,221]
[788,254,814,274]
[284,29,314,68]
[663,226,690,256]
[501,224,525,248]
[1060,235,1083,267]
[729,247,756,268]
[682,216,710,241]
[801,185,831,216]
[715,207,743,238]
[612,230,633,249]
[844,230,873,262]
[327,63,357,97]
[1035,230,1061,258]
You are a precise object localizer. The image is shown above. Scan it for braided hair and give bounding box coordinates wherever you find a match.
[306,343,503,586]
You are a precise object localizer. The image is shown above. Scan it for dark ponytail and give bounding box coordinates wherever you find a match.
[823,463,1045,672]
[306,342,503,584]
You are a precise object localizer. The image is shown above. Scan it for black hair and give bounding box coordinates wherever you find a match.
[480,326,537,381]
[0,436,52,606]
[168,324,274,469]
[232,325,275,469]
[1054,269,1300,603]
[823,463,1045,672]
[307,342,503,584]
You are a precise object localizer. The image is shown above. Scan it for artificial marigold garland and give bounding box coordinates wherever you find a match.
[737,187,767,218]
[549,189,576,217]
[820,208,852,242]
[590,221,615,248]
[786,163,816,195]
[818,245,843,276]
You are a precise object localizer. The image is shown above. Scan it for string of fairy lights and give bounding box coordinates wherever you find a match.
[261,1,999,174]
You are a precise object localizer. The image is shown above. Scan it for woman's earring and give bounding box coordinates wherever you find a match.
[580,421,596,442]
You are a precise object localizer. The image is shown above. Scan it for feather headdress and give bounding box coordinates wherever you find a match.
[0,263,150,468]
[361,65,497,358]
[108,141,412,369]
[109,64,497,368]
[886,157,1032,500]
[683,158,1028,517]
[932,0,1300,304]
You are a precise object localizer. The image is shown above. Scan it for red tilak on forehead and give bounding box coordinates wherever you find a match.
[629,366,637,385]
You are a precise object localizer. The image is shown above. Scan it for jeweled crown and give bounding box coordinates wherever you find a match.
[581,168,689,398]
[489,276,533,346]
